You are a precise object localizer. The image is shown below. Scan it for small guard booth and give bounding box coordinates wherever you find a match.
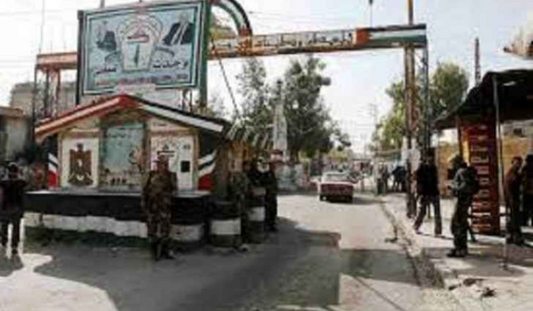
[436,70,533,235]
[24,94,228,245]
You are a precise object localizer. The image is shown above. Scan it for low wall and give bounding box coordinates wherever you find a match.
[24,191,210,244]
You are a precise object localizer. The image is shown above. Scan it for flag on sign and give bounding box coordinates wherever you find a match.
[47,135,59,188]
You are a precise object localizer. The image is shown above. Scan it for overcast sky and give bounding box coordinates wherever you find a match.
[0,0,532,152]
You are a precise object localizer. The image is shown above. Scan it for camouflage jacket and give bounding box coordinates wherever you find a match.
[142,170,177,212]
[230,172,250,201]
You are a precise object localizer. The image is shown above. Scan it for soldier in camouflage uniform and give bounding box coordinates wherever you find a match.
[142,155,177,261]
[264,161,279,232]
[505,156,524,245]
[229,164,251,243]
[449,158,474,258]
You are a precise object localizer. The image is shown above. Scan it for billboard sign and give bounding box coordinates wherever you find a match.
[79,1,206,95]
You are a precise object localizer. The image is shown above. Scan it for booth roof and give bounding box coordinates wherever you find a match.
[35,94,230,140]
[435,69,533,130]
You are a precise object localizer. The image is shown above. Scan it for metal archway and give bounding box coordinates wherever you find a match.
[212,0,253,36]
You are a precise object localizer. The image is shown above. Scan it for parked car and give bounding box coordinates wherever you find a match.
[318,172,354,202]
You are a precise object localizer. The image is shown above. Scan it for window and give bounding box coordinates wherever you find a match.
[181,161,191,173]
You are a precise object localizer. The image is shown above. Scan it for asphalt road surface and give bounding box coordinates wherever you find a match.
[0,193,461,311]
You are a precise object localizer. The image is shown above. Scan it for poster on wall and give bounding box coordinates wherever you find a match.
[79,0,206,95]
[101,122,145,191]
[151,136,194,190]
[61,138,99,189]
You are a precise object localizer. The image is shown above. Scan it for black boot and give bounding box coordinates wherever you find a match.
[161,241,175,260]
[150,241,162,261]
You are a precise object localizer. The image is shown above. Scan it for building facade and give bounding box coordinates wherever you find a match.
[0,107,30,162]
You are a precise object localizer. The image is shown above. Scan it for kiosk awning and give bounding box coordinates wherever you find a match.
[435,70,533,130]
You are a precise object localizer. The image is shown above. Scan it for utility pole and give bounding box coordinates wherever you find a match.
[368,103,379,193]
[475,37,481,86]
[423,47,430,151]
[405,0,417,218]
[369,0,374,27]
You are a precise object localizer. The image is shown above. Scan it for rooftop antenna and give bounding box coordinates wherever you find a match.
[369,0,374,27]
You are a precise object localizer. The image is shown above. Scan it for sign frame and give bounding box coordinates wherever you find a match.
[78,0,207,97]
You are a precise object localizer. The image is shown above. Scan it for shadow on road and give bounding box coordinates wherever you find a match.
[23,215,417,311]
[0,253,24,277]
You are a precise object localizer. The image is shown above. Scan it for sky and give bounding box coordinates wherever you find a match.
[0,0,532,153]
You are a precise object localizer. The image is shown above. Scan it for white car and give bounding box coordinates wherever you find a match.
[318,172,355,203]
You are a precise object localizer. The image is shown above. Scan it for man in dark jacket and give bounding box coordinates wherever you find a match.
[0,163,27,256]
[413,154,442,236]
[521,155,533,227]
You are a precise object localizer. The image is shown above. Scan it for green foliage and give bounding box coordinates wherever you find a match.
[235,55,344,161]
[374,62,469,152]
[430,63,469,118]
[282,55,336,160]
[236,58,272,133]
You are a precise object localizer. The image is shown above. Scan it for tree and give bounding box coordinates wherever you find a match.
[236,58,272,132]
[203,92,228,119]
[282,55,336,160]
[373,62,469,152]
[235,55,346,161]
[430,63,469,119]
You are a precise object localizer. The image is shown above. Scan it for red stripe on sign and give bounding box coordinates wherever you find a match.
[198,174,213,191]
[48,171,59,188]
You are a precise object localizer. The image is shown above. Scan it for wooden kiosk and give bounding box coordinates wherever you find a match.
[436,70,533,235]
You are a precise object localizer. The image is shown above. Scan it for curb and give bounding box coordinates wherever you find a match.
[379,197,487,311]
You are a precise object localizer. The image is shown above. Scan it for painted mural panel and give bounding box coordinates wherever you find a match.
[151,135,194,190]
[80,1,205,95]
[61,138,99,188]
[101,122,145,191]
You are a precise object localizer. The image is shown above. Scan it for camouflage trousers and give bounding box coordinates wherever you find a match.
[265,194,278,230]
[451,196,471,251]
[237,196,251,242]
[145,208,172,242]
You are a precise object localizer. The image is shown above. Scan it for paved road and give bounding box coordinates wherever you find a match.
[0,194,461,311]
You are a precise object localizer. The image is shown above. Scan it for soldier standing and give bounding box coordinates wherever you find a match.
[247,159,263,188]
[448,158,476,258]
[142,155,177,261]
[230,163,251,243]
[0,163,27,256]
[264,161,279,232]
[505,156,524,245]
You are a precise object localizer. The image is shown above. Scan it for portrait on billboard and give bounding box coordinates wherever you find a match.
[79,1,205,95]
